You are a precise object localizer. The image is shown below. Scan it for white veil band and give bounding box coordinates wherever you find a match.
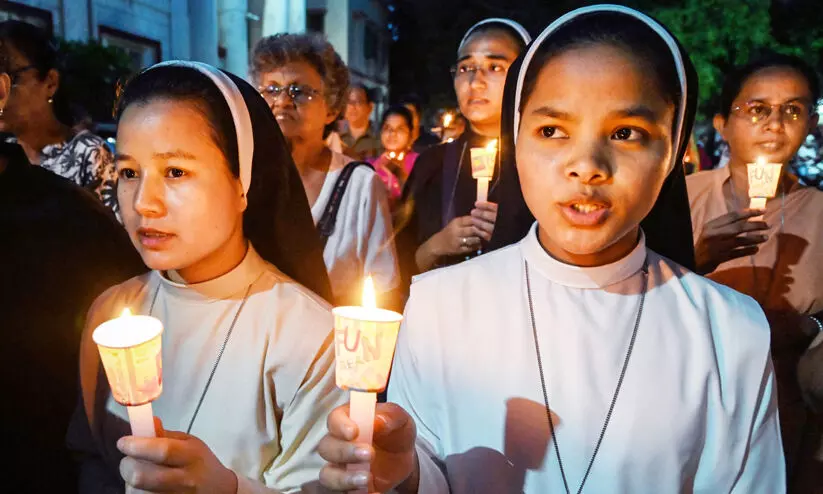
[511,4,688,175]
[149,61,254,195]
[459,18,532,51]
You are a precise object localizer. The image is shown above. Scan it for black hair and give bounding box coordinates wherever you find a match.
[380,104,414,131]
[0,20,72,125]
[113,65,337,302]
[350,83,375,105]
[521,13,681,115]
[462,23,528,53]
[718,52,821,118]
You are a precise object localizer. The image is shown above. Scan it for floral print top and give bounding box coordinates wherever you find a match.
[39,130,118,214]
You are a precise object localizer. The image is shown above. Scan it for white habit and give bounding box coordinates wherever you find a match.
[389,224,785,493]
[77,246,345,493]
[311,151,399,301]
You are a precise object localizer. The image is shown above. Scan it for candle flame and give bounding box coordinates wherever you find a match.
[756,156,767,166]
[443,112,454,127]
[389,151,396,159]
[486,139,498,151]
[362,276,377,309]
[121,308,133,317]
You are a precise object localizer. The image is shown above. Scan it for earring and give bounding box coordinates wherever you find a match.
[47,97,53,104]
[0,108,4,117]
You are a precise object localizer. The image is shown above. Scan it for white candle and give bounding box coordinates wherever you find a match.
[471,139,497,203]
[332,277,403,494]
[93,308,163,437]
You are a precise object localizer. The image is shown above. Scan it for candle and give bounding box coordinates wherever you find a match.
[443,112,454,129]
[92,308,163,438]
[747,157,783,221]
[471,139,497,203]
[332,277,403,493]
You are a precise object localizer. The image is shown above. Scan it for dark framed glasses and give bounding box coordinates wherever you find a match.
[258,83,322,105]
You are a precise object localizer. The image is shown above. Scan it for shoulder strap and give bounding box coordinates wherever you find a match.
[317,160,374,246]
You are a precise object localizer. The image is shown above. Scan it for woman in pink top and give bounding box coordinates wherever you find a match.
[369,105,418,202]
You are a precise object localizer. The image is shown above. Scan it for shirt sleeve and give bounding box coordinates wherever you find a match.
[388,281,450,494]
[79,136,119,216]
[261,331,347,493]
[730,355,786,493]
[358,170,400,294]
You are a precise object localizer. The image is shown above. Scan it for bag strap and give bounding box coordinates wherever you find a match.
[317,160,374,247]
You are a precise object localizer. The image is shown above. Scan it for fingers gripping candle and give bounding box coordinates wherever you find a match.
[747,157,783,221]
[92,308,163,438]
[471,139,497,203]
[333,277,403,493]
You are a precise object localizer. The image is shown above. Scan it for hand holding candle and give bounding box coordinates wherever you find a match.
[332,276,403,494]
[93,308,163,438]
[471,139,497,203]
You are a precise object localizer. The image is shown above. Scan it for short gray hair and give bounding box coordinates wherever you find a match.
[251,33,350,116]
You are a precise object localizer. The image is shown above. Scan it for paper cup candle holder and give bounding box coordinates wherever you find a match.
[747,157,783,221]
[92,308,164,438]
[332,276,403,493]
[470,139,497,203]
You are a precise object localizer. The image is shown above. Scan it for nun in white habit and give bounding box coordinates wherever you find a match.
[68,61,344,493]
[316,6,785,494]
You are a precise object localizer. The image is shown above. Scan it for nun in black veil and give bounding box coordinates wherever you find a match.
[68,61,342,493]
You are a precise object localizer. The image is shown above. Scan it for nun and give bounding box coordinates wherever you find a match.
[396,18,532,288]
[68,61,344,493]
[316,6,784,494]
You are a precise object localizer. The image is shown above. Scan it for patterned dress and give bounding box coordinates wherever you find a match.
[39,130,118,214]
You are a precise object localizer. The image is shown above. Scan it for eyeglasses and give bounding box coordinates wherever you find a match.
[258,83,321,105]
[450,61,509,80]
[731,101,810,124]
[8,65,37,85]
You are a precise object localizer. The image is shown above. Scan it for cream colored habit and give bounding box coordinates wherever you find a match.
[78,246,345,494]
[390,224,784,493]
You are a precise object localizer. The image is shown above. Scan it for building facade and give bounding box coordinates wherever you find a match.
[3,0,389,105]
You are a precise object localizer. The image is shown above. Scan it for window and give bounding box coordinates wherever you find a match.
[364,25,378,61]
[0,2,52,34]
[99,26,160,72]
[307,10,325,34]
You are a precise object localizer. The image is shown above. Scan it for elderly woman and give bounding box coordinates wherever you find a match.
[251,34,399,307]
[0,20,118,213]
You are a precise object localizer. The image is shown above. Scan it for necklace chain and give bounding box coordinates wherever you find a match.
[148,280,253,435]
[524,260,647,494]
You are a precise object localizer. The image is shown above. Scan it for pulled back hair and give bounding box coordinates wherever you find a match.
[718,52,821,118]
[350,83,375,105]
[0,20,72,125]
[380,104,414,131]
[521,13,681,115]
[115,66,333,301]
[251,33,350,117]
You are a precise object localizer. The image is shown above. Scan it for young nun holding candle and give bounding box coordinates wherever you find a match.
[316,6,784,493]
[686,54,823,492]
[396,18,531,285]
[68,61,345,493]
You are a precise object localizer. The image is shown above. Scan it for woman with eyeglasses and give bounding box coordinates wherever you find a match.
[687,53,823,493]
[250,33,399,308]
[396,19,531,288]
[0,20,118,214]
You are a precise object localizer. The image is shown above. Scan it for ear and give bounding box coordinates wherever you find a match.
[45,68,60,98]
[0,73,10,109]
[713,114,727,141]
[368,102,375,116]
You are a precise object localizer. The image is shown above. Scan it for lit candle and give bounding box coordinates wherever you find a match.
[747,156,783,221]
[443,112,454,129]
[471,139,497,203]
[92,308,164,438]
[332,277,403,493]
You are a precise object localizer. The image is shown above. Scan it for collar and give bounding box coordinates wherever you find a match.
[520,223,647,288]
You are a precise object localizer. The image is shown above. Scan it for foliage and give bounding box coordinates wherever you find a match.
[57,40,134,125]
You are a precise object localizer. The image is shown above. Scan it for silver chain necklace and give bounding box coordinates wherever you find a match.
[524,260,647,494]
[148,279,253,434]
